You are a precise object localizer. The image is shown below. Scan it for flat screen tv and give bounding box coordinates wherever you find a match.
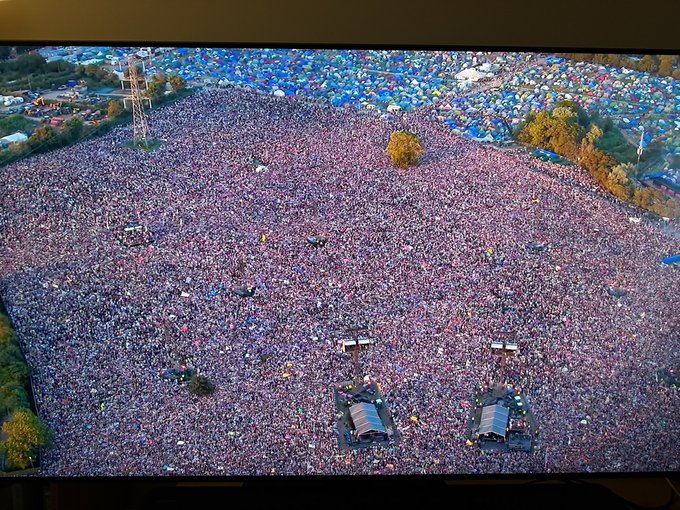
[0,45,678,478]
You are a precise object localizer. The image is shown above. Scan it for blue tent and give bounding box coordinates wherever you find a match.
[536,148,560,160]
[662,255,680,266]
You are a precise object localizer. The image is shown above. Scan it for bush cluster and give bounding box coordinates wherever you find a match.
[387,130,424,169]
[558,53,680,80]
[0,313,52,471]
[517,102,679,218]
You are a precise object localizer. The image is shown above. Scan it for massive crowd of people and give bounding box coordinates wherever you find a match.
[0,87,678,476]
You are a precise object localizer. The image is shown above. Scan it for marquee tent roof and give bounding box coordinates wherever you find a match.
[478,404,509,438]
[455,68,493,82]
[0,132,28,145]
[349,402,386,437]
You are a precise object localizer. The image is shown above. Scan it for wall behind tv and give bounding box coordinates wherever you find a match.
[0,0,678,51]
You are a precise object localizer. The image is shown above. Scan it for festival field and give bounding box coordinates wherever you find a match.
[0,88,678,475]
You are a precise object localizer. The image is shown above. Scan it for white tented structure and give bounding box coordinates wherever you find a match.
[349,402,388,443]
[454,68,493,82]
[477,404,509,441]
[2,95,24,106]
[0,132,29,148]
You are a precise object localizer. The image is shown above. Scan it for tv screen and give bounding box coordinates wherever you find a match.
[0,45,678,477]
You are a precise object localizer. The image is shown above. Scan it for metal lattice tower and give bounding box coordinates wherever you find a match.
[122,56,152,147]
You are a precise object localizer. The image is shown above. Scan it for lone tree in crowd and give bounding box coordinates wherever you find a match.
[188,374,215,396]
[387,130,424,169]
[0,409,52,470]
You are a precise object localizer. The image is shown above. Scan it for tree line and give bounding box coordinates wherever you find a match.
[0,46,41,60]
[0,74,190,168]
[0,53,119,94]
[0,313,52,472]
[557,53,680,80]
[517,102,680,219]
[0,114,101,167]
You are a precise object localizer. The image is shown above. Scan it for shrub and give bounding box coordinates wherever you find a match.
[107,100,123,119]
[188,374,215,396]
[604,164,635,201]
[0,409,52,470]
[633,188,680,218]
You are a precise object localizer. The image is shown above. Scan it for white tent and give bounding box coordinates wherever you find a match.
[273,89,285,98]
[349,402,387,441]
[478,404,509,439]
[473,134,495,143]
[2,96,23,106]
[386,104,401,113]
[455,68,492,82]
[0,132,28,147]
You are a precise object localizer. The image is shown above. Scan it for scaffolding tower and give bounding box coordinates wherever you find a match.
[121,55,152,148]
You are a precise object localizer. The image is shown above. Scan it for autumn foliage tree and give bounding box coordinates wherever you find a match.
[517,103,679,218]
[633,188,680,218]
[0,409,52,470]
[517,106,583,160]
[578,138,617,184]
[168,75,186,92]
[387,131,424,169]
[0,313,53,471]
[605,163,636,201]
[28,125,61,150]
[658,55,677,77]
[638,55,659,73]
[107,100,123,119]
